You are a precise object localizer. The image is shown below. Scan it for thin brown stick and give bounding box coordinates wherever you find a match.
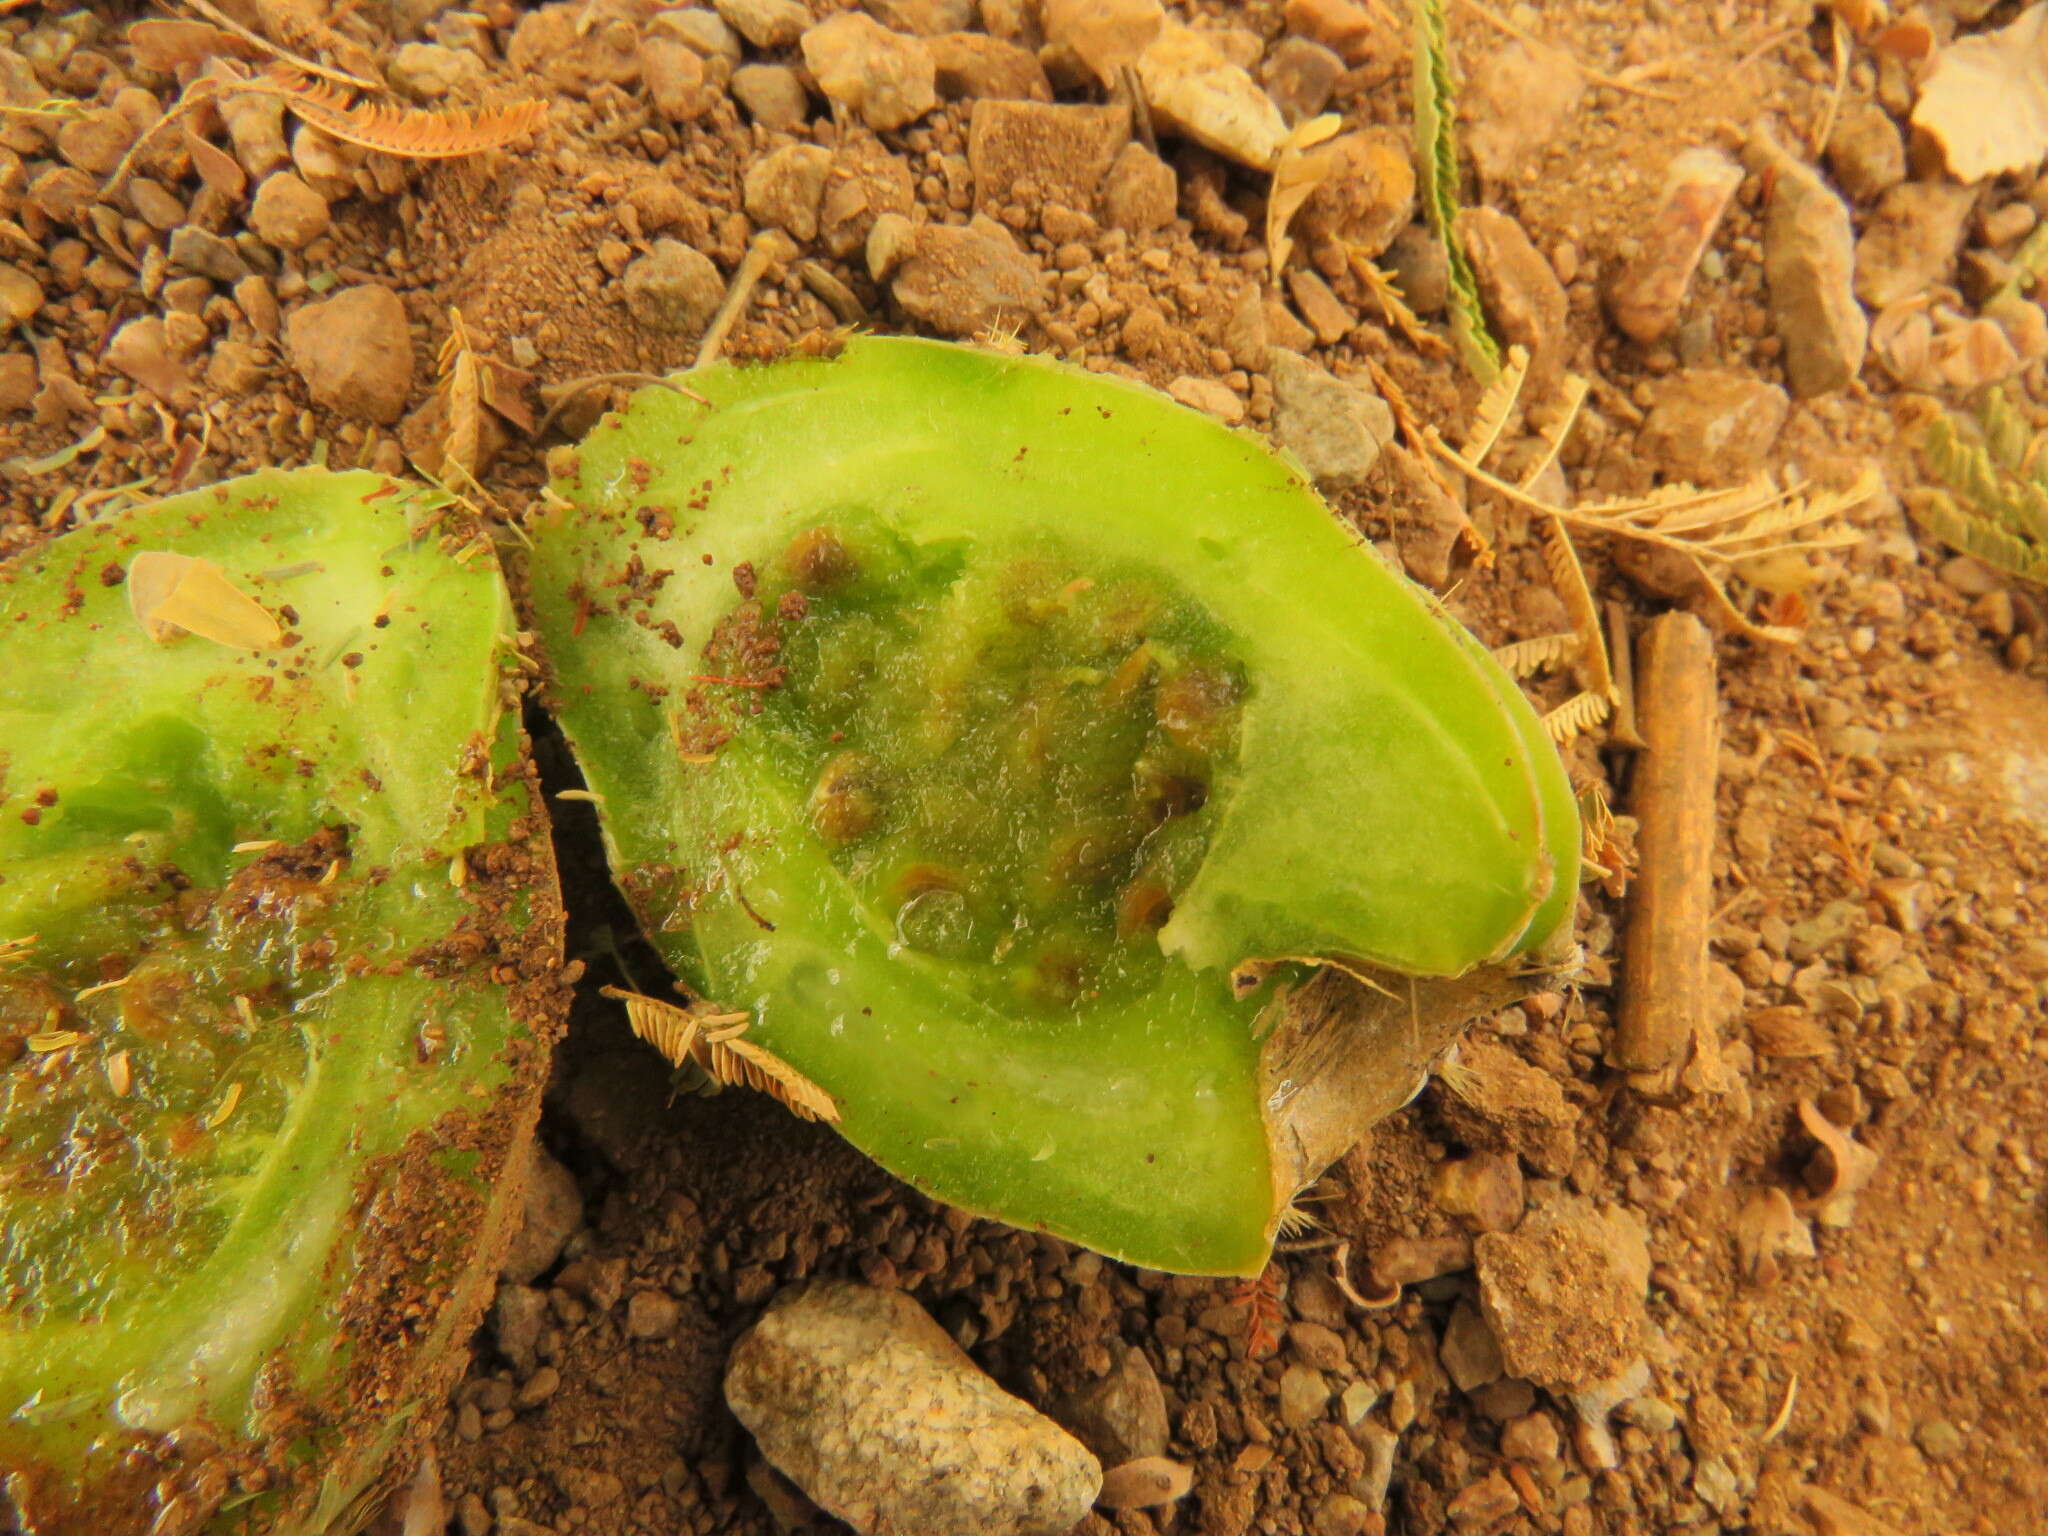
[1808,15,1850,159]
[696,230,791,369]
[175,0,377,89]
[1615,613,1719,1077]
[1604,599,1646,749]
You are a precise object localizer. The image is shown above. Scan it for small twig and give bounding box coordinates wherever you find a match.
[697,230,791,369]
[1614,613,1718,1079]
[1330,1241,1402,1310]
[1808,15,1850,159]
[1761,1374,1799,1444]
[1119,63,1157,156]
[1604,599,1646,750]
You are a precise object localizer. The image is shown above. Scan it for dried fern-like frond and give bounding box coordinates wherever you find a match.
[436,308,484,484]
[1491,631,1581,678]
[246,71,547,159]
[602,985,710,1066]
[1458,345,1529,469]
[1347,251,1451,358]
[1542,688,1613,744]
[1538,514,1615,700]
[1265,113,1344,280]
[703,1034,841,1123]
[1518,374,1590,492]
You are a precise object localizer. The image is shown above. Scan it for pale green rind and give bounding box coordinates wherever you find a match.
[531,340,1575,1274]
[0,470,550,1531]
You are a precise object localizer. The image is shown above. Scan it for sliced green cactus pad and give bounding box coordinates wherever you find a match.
[531,338,1577,1276]
[0,470,564,1535]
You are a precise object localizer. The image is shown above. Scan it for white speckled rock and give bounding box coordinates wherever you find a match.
[725,1281,1101,1536]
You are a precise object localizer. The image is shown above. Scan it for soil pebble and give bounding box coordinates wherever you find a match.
[1101,142,1177,235]
[1605,146,1743,345]
[1853,180,1975,310]
[802,14,937,132]
[1134,20,1286,170]
[1636,370,1790,483]
[1760,152,1867,397]
[286,282,414,424]
[1457,205,1569,387]
[744,144,834,243]
[725,1280,1102,1536]
[889,216,1044,334]
[1268,347,1394,489]
[929,31,1052,101]
[716,0,809,50]
[968,99,1130,218]
[1261,35,1345,125]
[1051,1341,1170,1464]
[499,1142,584,1284]
[1825,99,1907,204]
[622,239,725,335]
[249,171,331,252]
[731,63,812,128]
[1475,1196,1649,1393]
[1295,128,1414,259]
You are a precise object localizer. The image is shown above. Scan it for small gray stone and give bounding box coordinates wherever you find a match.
[1915,1418,1965,1462]
[1762,153,1866,398]
[801,13,936,131]
[731,63,811,129]
[500,1142,584,1284]
[715,0,811,50]
[744,143,833,243]
[1268,348,1394,490]
[890,217,1043,336]
[1384,226,1449,316]
[170,225,252,283]
[622,239,725,335]
[725,1280,1101,1536]
[1050,1341,1168,1465]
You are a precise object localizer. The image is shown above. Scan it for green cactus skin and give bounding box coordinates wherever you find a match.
[531,338,1577,1276]
[0,470,564,1536]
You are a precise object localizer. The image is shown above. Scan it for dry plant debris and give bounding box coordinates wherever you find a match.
[125,550,283,649]
[1911,2,2048,183]
[603,986,839,1124]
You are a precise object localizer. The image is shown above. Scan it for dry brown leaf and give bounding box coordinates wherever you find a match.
[1912,2,2048,182]
[1735,1186,1816,1282]
[1748,1005,1835,1058]
[244,71,547,159]
[1264,113,1344,279]
[182,124,248,198]
[128,552,282,650]
[1795,1098,1881,1225]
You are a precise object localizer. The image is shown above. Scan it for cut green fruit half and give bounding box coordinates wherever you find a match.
[531,338,1576,1275]
[0,471,564,1535]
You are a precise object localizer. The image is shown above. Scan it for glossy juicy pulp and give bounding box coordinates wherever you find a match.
[0,472,529,1494]
[532,339,1578,1274]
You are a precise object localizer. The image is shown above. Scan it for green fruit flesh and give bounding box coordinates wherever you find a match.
[0,471,558,1534]
[533,337,1578,1274]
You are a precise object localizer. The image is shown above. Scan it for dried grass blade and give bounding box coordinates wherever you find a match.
[1458,344,1529,468]
[251,72,547,159]
[704,1035,840,1123]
